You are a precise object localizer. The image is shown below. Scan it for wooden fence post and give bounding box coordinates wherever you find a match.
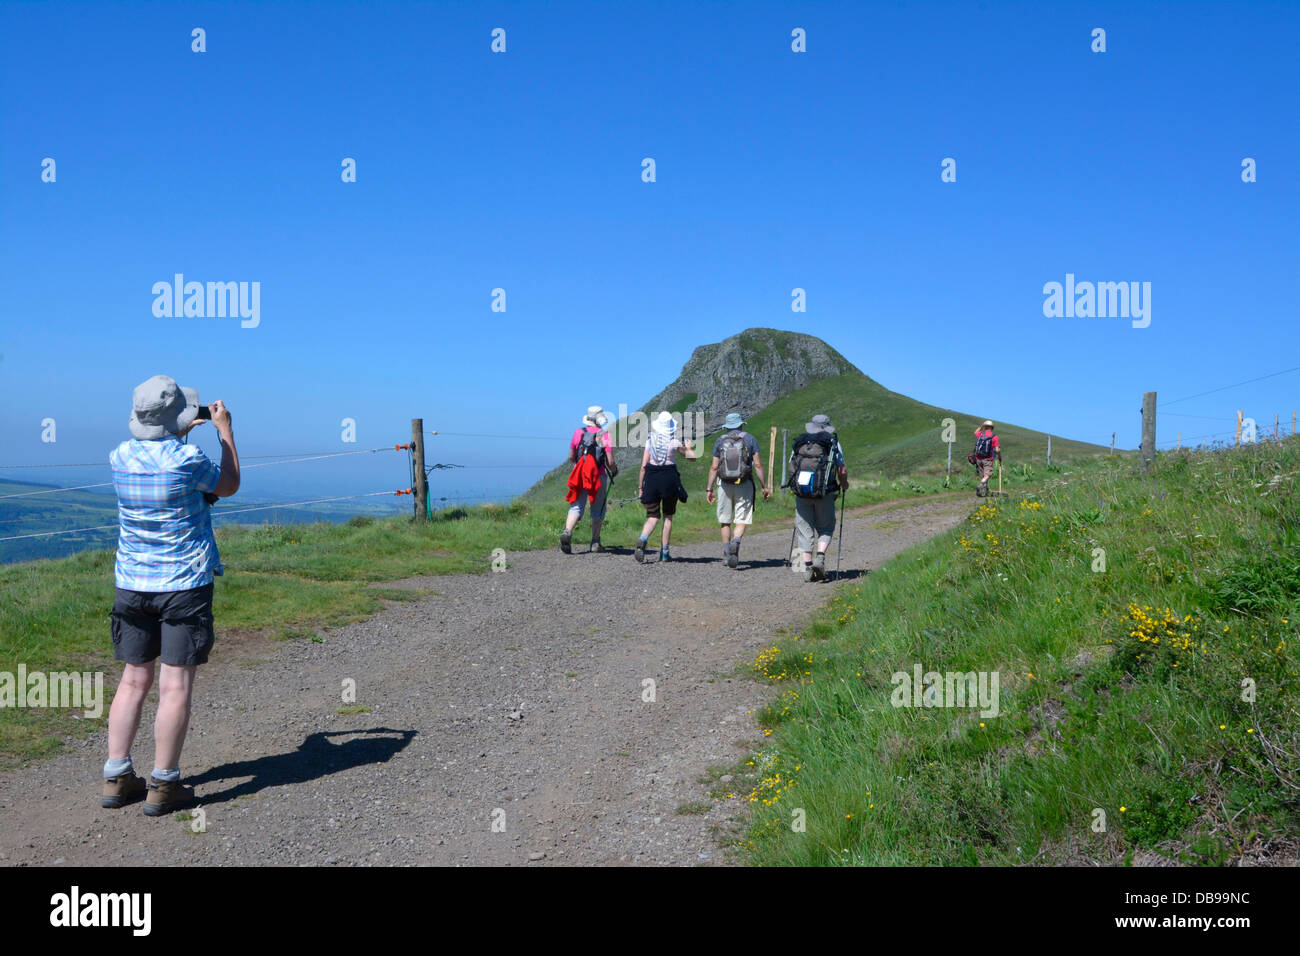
[1141,392,1156,473]
[412,418,427,521]
[768,426,776,491]
[1235,410,1243,447]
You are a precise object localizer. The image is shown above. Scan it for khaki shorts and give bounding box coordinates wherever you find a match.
[977,457,995,481]
[716,480,755,525]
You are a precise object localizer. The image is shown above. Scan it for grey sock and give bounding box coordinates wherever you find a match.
[151,767,181,783]
[104,756,133,779]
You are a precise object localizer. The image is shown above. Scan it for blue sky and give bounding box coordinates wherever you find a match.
[1,0,1297,508]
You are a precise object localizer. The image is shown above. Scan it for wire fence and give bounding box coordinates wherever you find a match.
[3,392,1297,549]
[0,432,547,547]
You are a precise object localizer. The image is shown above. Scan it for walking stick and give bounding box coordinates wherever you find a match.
[997,459,1002,496]
[835,487,845,581]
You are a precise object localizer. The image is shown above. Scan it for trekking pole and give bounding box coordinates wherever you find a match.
[997,459,1002,496]
[835,487,845,581]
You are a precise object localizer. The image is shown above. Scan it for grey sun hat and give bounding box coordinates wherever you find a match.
[723,412,745,430]
[129,374,200,440]
[805,414,835,435]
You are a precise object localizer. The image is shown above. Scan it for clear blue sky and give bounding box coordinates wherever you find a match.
[2,0,1297,505]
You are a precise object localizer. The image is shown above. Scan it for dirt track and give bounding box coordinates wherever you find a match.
[0,496,971,866]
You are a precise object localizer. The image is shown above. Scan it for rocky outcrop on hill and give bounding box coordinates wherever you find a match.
[640,328,858,432]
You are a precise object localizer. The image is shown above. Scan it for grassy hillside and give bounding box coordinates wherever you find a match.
[730,370,1107,478]
[526,369,1109,504]
[0,479,120,564]
[725,437,1300,866]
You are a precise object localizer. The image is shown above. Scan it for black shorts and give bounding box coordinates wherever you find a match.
[641,463,683,518]
[110,583,215,667]
[644,496,678,519]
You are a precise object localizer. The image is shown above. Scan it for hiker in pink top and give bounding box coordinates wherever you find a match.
[971,420,1001,497]
[561,405,617,554]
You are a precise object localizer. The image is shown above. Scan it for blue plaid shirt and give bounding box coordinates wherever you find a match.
[111,438,223,592]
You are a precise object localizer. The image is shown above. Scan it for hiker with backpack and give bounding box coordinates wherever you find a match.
[634,411,698,563]
[706,412,771,568]
[562,405,617,553]
[786,414,848,582]
[969,420,1001,497]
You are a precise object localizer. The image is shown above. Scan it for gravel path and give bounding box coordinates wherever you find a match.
[0,496,971,867]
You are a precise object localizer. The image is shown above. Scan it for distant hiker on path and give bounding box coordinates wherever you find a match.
[103,375,241,816]
[970,420,1001,497]
[634,411,698,563]
[787,414,847,582]
[563,405,617,553]
[706,412,771,568]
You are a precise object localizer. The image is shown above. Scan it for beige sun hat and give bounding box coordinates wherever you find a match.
[981,420,994,428]
[582,405,606,428]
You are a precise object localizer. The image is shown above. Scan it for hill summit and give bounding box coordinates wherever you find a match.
[643,328,857,431]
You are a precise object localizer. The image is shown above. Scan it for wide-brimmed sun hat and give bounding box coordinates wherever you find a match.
[723,412,745,430]
[582,405,606,428]
[129,374,200,440]
[805,413,835,435]
[651,411,677,436]
[982,420,994,428]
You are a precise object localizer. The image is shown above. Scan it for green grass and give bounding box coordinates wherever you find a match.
[0,443,1109,768]
[525,366,1110,505]
[735,438,1300,865]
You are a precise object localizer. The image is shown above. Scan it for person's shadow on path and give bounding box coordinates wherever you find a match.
[187,727,417,805]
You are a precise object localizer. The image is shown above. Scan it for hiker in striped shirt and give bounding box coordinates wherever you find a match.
[101,375,240,816]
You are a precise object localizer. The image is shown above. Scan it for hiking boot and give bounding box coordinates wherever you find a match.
[634,539,647,563]
[560,530,572,554]
[660,548,672,562]
[143,776,196,817]
[810,553,827,582]
[727,539,739,569]
[101,770,147,809]
[590,540,605,553]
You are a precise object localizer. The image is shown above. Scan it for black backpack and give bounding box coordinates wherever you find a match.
[974,431,994,458]
[786,432,836,498]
